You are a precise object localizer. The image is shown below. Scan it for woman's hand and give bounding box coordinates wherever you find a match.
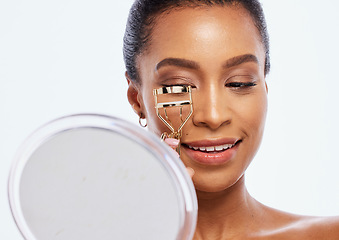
[164,138,195,178]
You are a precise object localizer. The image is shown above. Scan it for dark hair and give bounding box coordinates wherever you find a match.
[123,0,270,83]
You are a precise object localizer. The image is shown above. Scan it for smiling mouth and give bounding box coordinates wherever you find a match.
[182,140,241,153]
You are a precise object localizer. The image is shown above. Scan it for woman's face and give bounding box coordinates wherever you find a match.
[128,5,268,193]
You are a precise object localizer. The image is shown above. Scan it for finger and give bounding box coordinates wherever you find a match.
[164,138,179,149]
[163,137,180,157]
[186,167,195,178]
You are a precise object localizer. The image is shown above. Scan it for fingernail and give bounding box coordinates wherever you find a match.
[164,138,180,146]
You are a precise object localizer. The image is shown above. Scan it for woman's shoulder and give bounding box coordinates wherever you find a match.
[312,215,339,238]
[256,203,339,239]
[290,215,339,239]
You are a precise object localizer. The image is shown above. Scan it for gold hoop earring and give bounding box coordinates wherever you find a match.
[139,114,147,128]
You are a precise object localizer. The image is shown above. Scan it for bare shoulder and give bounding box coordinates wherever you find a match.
[301,215,339,239]
[256,203,339,239]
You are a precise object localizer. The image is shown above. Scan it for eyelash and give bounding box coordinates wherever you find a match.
[161,80,196,88]
[162,84,195,89]
[225,82,257,88]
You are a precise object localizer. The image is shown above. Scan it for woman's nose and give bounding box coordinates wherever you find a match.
[192,87,232,130]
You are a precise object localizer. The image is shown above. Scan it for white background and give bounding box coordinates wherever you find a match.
[1,0,338,238]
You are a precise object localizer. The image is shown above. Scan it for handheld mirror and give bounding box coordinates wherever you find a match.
[8,114,197,240]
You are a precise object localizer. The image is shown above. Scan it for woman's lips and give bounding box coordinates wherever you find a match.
[182,138,240,165]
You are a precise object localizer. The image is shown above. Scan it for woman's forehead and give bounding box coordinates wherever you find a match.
[151,6,257,38]
[140,6,265,71]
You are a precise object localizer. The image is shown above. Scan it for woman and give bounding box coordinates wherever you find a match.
[124,0,339,239]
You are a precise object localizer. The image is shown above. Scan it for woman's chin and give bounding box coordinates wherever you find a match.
[191,171,244,195]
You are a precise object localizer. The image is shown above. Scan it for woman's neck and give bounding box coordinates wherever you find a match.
[194,175,262,239]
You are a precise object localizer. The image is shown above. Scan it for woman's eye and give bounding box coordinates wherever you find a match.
[225,82,257,88]
[225,74,258,90]
[161,83,196,89]
[162,83,187,87]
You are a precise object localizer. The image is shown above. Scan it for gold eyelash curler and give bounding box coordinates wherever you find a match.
[153,85,193,154]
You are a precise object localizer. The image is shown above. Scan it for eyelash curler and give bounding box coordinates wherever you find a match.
[153,85,193,154]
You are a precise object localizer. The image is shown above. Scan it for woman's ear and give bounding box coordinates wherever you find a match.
[126,72,143,116]
[265,81,268,94]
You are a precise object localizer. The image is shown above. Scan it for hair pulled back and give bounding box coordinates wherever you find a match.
[123,0,270,83]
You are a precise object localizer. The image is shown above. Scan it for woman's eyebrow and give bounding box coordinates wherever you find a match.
[155,58,200,71]
[223,54,259,69]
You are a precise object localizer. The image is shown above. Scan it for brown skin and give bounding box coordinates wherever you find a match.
[127,5,339,240]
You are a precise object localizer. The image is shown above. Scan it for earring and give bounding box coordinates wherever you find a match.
[139,113,147,128]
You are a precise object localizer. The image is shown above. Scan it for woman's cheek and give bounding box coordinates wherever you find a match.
[235,91,267,137]
[247,93,267,142]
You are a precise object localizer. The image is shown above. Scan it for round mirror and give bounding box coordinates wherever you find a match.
[8,114,197,240]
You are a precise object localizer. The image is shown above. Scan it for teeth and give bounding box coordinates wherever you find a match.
[215,145,223,151]
[187,143,235,152]
[223,144,233,150]
[206,146,214,152]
